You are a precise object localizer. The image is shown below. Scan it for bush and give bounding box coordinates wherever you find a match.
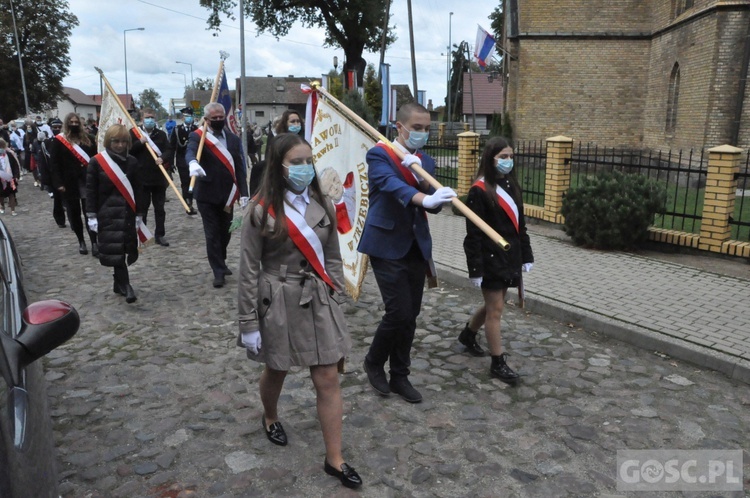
[561,170,667,250]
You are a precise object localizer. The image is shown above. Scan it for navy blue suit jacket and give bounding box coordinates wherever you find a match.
[357,145,440,261]
[185,129,248,205]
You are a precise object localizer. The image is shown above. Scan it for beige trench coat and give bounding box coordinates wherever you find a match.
[237,195,351,370]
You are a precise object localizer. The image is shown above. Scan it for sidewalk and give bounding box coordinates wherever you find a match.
[430,209,750,384]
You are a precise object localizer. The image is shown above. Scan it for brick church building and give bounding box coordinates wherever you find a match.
[504,0,750,151]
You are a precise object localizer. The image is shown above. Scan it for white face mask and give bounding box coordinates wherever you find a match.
[495,158,514,174]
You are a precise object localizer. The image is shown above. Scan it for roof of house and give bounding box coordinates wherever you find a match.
[236,76,317,105]
[461,73,503,115]
[89,93,135,109]
[62,87,99,107]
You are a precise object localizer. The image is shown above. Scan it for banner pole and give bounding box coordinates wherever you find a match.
[311,82,510,251]
[190,59,226,193]
[95,67,191,214]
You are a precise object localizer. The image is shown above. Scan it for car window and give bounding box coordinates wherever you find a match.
[0,236,9,336]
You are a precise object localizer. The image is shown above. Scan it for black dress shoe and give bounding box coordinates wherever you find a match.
[363,358,390,396]
[155,237,170,247]
[458,325,485,357]
[262,415,287,446]
[389,377,422,403]
[324,460,362,489]
[223,268,233,276]
[187,206,197,215]
[212,275,225,288]
[57,223,66,228]
[490,353,520,385]
[91,243,99,258]
[124,285,137,304]
[78,241,88,255]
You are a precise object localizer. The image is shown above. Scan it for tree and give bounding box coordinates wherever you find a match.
[199,0,395,89]
[137,88,168,119]
[489,4,504,43]
[0,0,78,119]
[193,77,215,91]
[342,90,376,128]
[363,64,381,120]
[325,69,344,100]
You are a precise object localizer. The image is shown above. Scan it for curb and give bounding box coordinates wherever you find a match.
[434,262,750,386]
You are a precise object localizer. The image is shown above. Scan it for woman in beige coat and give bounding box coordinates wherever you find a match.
[237,133,361,489]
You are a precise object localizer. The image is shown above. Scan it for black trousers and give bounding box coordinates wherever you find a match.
[64,196,97,245]
[52,190,66,227]
[175,156,193,202]
[197,201,232,277]
[142,185,167,238]
[113,265,130,287]
[365,243,427,379]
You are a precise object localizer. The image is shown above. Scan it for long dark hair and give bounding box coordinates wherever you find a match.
[274,110,302,135]
[476,136,522,204]
[63,112,92,147]
[250,133,332,239]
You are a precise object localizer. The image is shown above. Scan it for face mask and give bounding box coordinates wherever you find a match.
[36,121,43,126]
[144,118,156,130]
[184,116,194,125]
[210,119,225,132]
[288,124,302,134]
[496,158,514,174]
[285,163,315,192]
[403,128,429,150]
[69,125,81,132]
[52,128,61,136]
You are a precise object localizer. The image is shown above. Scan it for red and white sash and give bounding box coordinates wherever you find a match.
[0,154,15,189]
[55,134,90,166]
[95,151,153,245]
[132,127,162,156]
[376,142,421,188]
[261,199,336,290]
[474,178,519,233]
[195,129,238,208]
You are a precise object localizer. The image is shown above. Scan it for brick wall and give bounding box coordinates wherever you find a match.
[519,0,651,33]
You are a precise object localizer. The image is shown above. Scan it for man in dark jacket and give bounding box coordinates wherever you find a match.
[39,119,66,227]
[186,102,248,288]
[169,107,198,214]
[129,108,173,246]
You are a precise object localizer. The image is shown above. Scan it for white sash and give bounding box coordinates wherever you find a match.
[283,202,333,288]
[56,134,91,165]
[139,127,162,156]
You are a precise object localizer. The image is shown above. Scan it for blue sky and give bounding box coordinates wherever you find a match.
[62,0,500,111]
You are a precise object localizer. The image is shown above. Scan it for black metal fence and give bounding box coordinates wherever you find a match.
[514,140,547,207]
[571,144,708,234]
[423,137,459,189]
[731,153,750,241]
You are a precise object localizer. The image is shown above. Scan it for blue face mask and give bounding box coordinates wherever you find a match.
[184,116,194,125]
[496,158,514,174]
[144,118,156,130]
[285,163,315,192]
[404,128,429,150]
[288,124,302,134]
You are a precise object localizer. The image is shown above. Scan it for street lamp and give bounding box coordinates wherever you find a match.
[8,0,29,116]
[447,11,453,127]
[123,27,145,108]
[172,71,187,97]
[175,61,194,101]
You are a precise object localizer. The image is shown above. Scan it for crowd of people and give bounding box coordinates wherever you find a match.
[0,101,533,490]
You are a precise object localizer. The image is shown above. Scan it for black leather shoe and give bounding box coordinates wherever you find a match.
[491,353,520,385]
[458,325,485,357]
[113,281,125,296]
[324,460,362,489]
[187,206,197,215]
[124,285,137,304]
[389,377,422,403]
[78,241,88,255]
[155,237,170,247]
[212,274,225,288]
[223,268,233,276]
[91,243,99,258]
[363,358,390,396]
[57,223,66,228]
[262,415,287,446]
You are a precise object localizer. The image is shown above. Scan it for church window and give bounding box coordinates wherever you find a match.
[666,63,680,133]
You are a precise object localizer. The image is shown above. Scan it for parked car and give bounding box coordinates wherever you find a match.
[0,218,79,496]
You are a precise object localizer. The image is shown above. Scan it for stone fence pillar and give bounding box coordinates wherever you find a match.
[437,123,446,146]
[457,131,480,196]
[543,136,574,223]
[699,144,743,252]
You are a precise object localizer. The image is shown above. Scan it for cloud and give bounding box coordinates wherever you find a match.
[63,0,499,111]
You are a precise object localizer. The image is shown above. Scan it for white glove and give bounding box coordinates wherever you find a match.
[239,196,249,208]
[135,216,142,225]
[401,154,423,182]
[241,330,262,354]
[422,186,457,209]
[87,217,98,233]
[522,263,534,273]
[470,277,482,288]
[189,160,206,177]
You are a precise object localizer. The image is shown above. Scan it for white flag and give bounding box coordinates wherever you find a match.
[97,84,134,153]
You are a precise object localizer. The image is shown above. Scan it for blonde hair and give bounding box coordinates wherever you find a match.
[102,124,131,149]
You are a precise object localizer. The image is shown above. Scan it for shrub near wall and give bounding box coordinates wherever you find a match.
[561,170,667,250]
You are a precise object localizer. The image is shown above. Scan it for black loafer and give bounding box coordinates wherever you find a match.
[212,275,225,288]
[262,415,287,446]
[223,268,233,276]
[91,243,99,258]
[389,377,422,403]
[324,460,362,489]
[155,237,170,247]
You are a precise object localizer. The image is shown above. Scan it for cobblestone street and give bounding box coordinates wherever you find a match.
[7,185,750,497]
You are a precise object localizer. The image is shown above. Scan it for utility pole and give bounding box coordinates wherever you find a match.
[407,0,418,99]
[239,0,248,167]
[9,0,30,116]
[447,11,453,128]
[378,0,391,81]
